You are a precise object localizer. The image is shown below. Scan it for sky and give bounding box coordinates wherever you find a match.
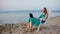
[0,0,60,11]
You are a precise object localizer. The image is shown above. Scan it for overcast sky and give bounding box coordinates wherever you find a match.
[0,0,60,11]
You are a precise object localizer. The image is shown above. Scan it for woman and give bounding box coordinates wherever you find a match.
[36,7,48,32]
[27,13,40,31]
[27,7,48,31]
[39,7,48,24]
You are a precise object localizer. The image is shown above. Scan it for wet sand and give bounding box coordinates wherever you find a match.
[0,16,60,34]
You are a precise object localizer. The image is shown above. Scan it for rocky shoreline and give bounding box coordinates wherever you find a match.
[0,16,60,34]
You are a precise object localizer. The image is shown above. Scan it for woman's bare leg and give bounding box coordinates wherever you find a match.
[27,22,32,31]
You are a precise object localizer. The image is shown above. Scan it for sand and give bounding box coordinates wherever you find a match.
[0,16,60,34]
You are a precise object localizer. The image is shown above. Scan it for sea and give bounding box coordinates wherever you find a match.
[0,10,60,25]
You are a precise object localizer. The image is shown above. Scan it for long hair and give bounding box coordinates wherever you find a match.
[43,7,48,15]
[43,7,48,19]
[29,13,33,18]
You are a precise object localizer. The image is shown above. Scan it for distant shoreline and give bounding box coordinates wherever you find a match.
[0,10,60,13]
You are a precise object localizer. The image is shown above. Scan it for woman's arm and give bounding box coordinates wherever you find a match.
[45,14,48,19]
[42,14,48,20]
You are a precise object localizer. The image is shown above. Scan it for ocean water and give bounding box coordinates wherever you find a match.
[0,11,60,25]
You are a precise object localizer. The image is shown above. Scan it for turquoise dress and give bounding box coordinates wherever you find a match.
[28,18,40,28]
[28,14,46,28]
[39,14,46,24]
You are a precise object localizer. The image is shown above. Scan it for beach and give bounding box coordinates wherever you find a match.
[0,16,60,34]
